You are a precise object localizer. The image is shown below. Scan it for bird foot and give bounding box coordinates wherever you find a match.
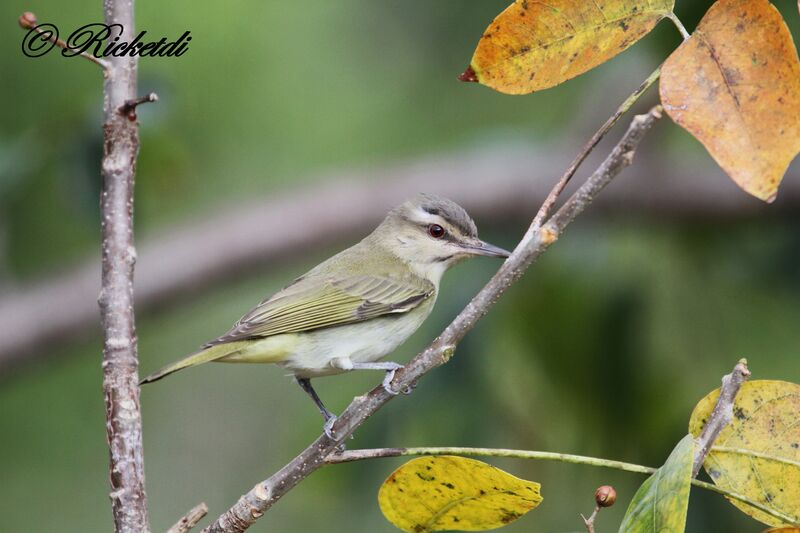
[323,415,338,439]
[382,364,404,395]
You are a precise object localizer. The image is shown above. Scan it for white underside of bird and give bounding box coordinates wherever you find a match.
[220,295,436,378]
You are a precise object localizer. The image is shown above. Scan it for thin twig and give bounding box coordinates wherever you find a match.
[200,107,663,533]
[692,359,751,476]
[119,92,159,120]
[581,506,599,533]
[530,65,660,230]
[324,444,797,525]
[98,0,151,531]
[18,12,110,69]
[167,503,208,533]
[326,446,654,473]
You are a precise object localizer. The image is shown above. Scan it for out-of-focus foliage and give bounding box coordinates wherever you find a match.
[618,434,694,533]
[1,1,800,532]
[690,381,800,526]
[378,456,541,532]
[467,0,673,94]
[661,0,800,202]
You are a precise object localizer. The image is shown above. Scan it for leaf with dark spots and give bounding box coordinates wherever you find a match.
[465,0,674,94]
[689,380,800,526]
[378,456,542,532]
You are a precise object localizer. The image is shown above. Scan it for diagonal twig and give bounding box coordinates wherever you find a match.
[199,106,663,533]
[530,65,660,230]
[692,358,751,476]
[167,503,208,533]
[18,12,110,69]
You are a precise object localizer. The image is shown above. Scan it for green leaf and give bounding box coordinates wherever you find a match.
[618,434,695,533]
[378,455,542,532]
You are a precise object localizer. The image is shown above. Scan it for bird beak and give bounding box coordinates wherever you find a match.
[462,239,511,258]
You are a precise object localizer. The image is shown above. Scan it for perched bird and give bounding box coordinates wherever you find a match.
[141,193,509,435]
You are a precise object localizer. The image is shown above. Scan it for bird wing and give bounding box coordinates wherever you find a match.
[205,274,435,346]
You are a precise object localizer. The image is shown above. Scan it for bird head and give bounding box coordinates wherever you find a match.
[374,193,510,282]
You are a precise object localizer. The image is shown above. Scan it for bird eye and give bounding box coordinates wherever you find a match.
[428,224,445,239]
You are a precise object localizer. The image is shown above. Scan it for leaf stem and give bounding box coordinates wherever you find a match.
[327,446,799,525]
[667,12,691,40]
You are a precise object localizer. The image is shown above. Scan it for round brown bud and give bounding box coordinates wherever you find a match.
[595,485,616,507]
[19,12,37,29]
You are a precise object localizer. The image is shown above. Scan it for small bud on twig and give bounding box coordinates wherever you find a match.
[583,485,616,533]
[595,485,617,507]
[18,11,37,29]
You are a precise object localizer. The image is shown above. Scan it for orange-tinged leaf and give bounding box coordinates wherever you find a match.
[765,529,800,533]
[660,0,800,202]
[689,380,800,526]
[378,456,542,532]
[466,0,674,95]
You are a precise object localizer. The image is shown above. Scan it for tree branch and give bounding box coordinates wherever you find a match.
[98,0,150,531]
[199,106,663,533]
[692,358,751,476]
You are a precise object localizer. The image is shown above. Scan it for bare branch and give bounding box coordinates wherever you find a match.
[99,0,150,531]
[167,503,208,533]
[200,107,663,533]
[692,359,751,476]
[18,12,110,69]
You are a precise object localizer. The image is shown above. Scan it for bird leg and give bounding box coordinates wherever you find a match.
[330,358,405,395]
[296,377,338,439]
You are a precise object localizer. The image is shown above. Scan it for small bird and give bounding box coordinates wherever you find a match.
[141,193,509,436]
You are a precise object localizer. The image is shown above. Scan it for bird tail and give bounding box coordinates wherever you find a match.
[140,342,244,385]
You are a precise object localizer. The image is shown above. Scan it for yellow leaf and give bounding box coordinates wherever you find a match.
[764,529,800,533]
[617,434,695,533]
[659,0,800,202]
[465,0,674,95]
[689,380,800,526]
[378,456,542,532]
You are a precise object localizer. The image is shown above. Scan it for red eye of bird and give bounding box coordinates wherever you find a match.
[428,224,445,239]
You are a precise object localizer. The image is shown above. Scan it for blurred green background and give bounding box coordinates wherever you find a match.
[1,1,799,532]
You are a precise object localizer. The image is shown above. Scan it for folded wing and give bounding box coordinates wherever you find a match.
[205,274,434,346]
